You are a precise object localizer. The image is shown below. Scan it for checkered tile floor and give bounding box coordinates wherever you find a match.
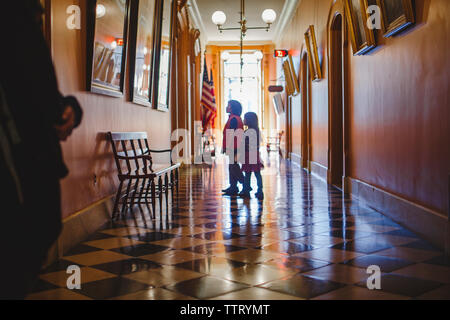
[28,156,450,300]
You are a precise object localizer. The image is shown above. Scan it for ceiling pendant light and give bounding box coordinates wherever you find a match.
[261,9,277,25]
[211,11,227,27]
[221,51,231,61]
[254,51,263,61]
[211,0,277,88]
[96,4,106,19]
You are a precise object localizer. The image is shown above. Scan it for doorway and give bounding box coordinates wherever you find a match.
[329,14,344,188]
[221,51,263,129]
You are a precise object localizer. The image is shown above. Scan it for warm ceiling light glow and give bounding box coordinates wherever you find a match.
[262,9,277,24]
[221,51,231,61]
[212,11,227,26]
[96,4,106,18]
[254,51,263,61]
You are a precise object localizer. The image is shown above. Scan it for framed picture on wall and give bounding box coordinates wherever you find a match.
[273,93,285,115]
[129,0,158,107]
[304,25,322,81]
[86,0,130,98]
[154,0,176,112]
[283,60,295,96]
[287,54,300,95]
[377,0,415,37]
[344,0,377,55]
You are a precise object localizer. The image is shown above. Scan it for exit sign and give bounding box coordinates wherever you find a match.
[274,50,288,58]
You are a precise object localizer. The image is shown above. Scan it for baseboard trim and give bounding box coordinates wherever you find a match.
[345,176,449,252]
[310,161,329,183]
[43,196,114,267]
[289,152,302,166]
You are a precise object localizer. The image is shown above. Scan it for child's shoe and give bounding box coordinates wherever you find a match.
[238,191,251,198]
[222,186,234,193]
[223,187,239,196]
[255,192,264,200]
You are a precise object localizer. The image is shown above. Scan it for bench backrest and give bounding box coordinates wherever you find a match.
[108,132,152,176]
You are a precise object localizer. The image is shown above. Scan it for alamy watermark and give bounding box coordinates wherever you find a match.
[65,5,384,31]
[66,265,81,290]
[171,121,260,166]
[366,265,382,290]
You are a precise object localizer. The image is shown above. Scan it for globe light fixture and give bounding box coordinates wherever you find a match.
[221,51,231,61]
[96,4,106,19]
[254,51,263,61]
[212,11,227,26]
[211,1,276,34]
[262,9,277,24]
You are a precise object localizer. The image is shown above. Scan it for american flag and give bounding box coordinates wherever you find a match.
[201,58,217,132]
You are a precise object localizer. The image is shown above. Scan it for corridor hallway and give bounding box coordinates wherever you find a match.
[27,155,450,300]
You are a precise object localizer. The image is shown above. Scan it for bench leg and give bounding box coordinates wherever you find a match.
[121,178,133,218]
[170,171,175,210]
[175,168,179,208]
[129,178,140,216]
[143,178,153,219]
[112,181,124,220]
[158,176,163,221]
[136,178,147,222]
[151,179,156,220]
[165,173,170,219]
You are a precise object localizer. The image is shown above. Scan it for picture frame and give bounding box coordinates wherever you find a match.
[283,60,295,96]
[154,0,176,112]
[377,0,415,37]
[304,25,322,81]
[273,93,285,115]
[287,54,300,95]
[86,0,130,98]
[344,0,377,55]
[129,0,158,107]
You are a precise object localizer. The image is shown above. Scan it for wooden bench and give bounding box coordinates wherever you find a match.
[108,132,180,220]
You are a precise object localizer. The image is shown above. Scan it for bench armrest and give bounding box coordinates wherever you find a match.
[116,154,152,161]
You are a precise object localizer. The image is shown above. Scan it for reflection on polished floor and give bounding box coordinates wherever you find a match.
[28,156,450,300]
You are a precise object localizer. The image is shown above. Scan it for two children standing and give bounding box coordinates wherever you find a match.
[222,100,264,200]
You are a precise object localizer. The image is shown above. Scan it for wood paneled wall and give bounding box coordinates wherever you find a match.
[278,0,450,217]
[49,0,201,219]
